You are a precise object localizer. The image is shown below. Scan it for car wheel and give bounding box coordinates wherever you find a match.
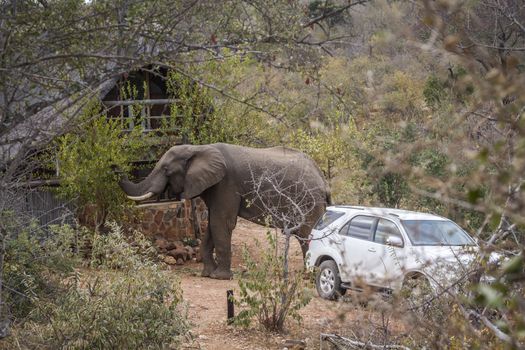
[401,276,431,310]
[316,260,345,300]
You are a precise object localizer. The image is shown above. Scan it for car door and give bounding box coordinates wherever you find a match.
[337,215,378,286]
[366,218,406,289]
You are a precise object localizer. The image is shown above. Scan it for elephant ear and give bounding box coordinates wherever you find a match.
[183,146,227,199]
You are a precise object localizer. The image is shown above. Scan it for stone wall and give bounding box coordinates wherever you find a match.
[78,198,208,242]
[136,198,208,242]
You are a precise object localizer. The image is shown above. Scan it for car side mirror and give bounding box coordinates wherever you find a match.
[386,235,403,247]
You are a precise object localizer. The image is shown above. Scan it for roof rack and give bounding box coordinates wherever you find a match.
[428,211,446,219]
[334,205,364,210]
[388,212,399,217]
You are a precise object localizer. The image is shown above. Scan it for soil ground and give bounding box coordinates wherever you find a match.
[172,218,407,350]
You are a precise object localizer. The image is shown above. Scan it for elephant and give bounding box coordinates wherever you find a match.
[115,143,330,279]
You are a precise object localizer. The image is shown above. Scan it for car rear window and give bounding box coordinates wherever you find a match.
[314,210,345,230]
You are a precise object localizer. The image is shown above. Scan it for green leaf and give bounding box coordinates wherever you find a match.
[501,255,523,275]
[476,284,504,308]
[467,188,484,204]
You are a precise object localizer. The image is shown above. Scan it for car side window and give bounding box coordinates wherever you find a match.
[340,215,376,240]
[338,222,350,236]
[374,218,403,245]
[314,210,345,230]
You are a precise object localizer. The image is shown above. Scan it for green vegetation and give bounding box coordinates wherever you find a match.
[2,221,188,349]
[13,268,187,350]
[3,222,81,320]
[56,101,149,231]
[2,0,525,347]
[89,221,158,270]
[233,231,311,332]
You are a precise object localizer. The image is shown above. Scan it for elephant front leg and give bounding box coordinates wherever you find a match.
[200,225,217,277]
[208,213,235,280]
[210,220,233,280]
[200,187,239,280]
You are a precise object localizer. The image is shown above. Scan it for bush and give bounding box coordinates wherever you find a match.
[8,267,188,350]
[3,222,189,349]
[423,74,448,110]
[3,223,82,320]
[56,100,149,231]
[89,221,157,270]
[233,231,311,332]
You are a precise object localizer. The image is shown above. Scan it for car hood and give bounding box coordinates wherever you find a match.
[409,246,505,288]
[409,246,482,285]
[409,245,479,265]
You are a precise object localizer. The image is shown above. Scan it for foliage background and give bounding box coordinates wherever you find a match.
[1,0,525,347]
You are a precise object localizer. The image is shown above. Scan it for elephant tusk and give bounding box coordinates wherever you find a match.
[127,192,155,201]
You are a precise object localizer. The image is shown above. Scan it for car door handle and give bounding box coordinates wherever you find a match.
[368,248,376,253]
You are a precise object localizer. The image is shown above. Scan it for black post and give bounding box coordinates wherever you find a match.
[227,289,234,324]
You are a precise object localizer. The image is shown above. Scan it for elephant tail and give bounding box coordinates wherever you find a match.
[325,187,332,206]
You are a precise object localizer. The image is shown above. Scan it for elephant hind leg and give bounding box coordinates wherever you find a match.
[297,203,325,260]
[299,240,309,259]
[295,225,313,260]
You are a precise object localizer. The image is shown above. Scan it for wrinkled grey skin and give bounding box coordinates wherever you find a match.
[116,143,330,279]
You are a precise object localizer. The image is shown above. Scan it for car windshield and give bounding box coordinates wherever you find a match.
[401,220,475,246]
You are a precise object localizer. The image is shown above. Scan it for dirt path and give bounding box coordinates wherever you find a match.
[174,219,404,349]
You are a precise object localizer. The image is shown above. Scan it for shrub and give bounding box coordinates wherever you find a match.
[381,70,425,117]
[423,74,448,110]
[56,100,149,231]
[89,221,157,270]
[3,223,82,320]
[7,267,188,349]
[3,222,189,349]
[233,231,311,332]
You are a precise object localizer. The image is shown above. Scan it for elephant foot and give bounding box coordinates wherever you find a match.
[209,268,233,280]
[201,263,218,278]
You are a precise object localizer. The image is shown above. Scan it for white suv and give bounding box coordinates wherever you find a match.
[306,206,479,300]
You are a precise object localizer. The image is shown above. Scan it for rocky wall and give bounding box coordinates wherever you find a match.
[137,198,208,242]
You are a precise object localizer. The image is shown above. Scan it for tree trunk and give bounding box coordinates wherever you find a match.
[0,225,8,338]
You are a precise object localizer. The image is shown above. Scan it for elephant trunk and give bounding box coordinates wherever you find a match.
[119,178,155,201]
[113,165,164,201]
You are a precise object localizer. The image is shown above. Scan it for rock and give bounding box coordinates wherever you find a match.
[155,238,169,250]
[173,240,185,250]
[184,245,194,259]
[167,248,189,261]
[195,250,202,263]
[163,210,176,223]
[143,210,154,222]
[154,211,163,225]
[0,319,10,339]
[164,256,177,265]
[283,339,306,350]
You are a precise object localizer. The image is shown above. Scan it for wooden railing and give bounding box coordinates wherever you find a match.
[103,99,180,132]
